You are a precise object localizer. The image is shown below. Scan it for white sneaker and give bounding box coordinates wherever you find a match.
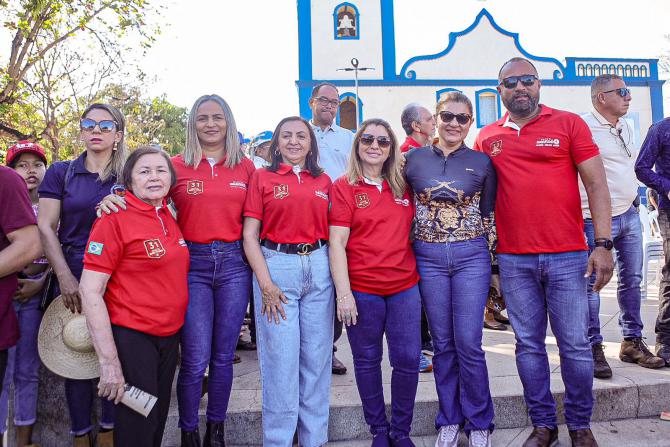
[469,429,492,447]
[435,424,460,447]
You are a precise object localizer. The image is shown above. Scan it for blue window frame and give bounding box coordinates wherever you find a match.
[336,92,363,129]
[435,87,462,103]
[333,3,359,40]
[475,89,502,128]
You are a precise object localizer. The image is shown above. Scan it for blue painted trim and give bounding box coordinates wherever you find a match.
[435,87,462,102]
[336,92,364,126]
[297,0,312,81]
[296,79,665,88]
[474,88,502,128]
[650,83,665,123]
[298,85,312,121]
[399,8,565,81]
[333,2,360,40]
[380,0,397,80]
[564,57,660,80]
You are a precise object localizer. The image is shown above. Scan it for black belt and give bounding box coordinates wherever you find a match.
[260,239,328,255]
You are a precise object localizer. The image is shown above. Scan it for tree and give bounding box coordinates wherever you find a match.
[0,0,162,146]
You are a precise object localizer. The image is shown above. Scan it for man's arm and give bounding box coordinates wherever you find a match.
[635,122,670,196]
[0,225,41,278]
[578,155,613,291]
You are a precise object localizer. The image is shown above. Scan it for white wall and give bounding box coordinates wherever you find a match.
[311,0,383,80]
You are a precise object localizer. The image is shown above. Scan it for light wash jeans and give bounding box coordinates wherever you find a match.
[253,245,334,447]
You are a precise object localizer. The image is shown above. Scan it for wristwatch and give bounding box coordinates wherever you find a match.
[594,238,614,250]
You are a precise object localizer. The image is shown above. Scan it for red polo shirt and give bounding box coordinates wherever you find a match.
[83,193,189,336]
[329,177,419,295]
[170,155,255,243]
[244,164,331,243]
[400,136,422,153]
[473,105,599,254]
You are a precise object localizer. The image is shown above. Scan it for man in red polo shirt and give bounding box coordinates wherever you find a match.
[399,103,435,152]
[474,57,613,447]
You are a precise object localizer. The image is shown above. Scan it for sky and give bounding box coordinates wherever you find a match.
[138,0,670,136]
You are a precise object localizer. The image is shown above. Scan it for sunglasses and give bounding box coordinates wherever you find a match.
[500,75,538,89]
[602,88,631,98]
[80,118,117,133]
[608,126,632,158]
[438,111,472,125]
[314,96,340,108]
[360,134,392,148]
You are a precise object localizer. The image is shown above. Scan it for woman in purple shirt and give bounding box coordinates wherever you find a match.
[38,103,127,447]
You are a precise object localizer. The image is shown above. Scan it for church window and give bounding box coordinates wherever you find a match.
[475,89,501,128]
[334,3,359,40]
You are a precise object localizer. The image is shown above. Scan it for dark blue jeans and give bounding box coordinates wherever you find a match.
[413,237,494,433]
[585,205,644,344]
[176,240,251,431]
[62,247,115,435]
[346,285,421,441]
[498,251,593,431]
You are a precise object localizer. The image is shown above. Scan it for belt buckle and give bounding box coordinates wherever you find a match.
[297,243,313,255]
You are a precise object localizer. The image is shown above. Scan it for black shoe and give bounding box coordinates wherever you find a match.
[332,353,347,375]
[204,422,226,447]
[181,428,202,447]
[236,339,257,351]
[592,343,612,379]
[656,343,670,366]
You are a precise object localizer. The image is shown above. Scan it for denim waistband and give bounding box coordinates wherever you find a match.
[186,240,243,251]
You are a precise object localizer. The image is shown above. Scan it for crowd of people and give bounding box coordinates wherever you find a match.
[1,56,670,447]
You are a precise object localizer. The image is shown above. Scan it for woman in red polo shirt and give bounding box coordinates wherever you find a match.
[243,116,333,447]
[80,146,189,447]
[100,94,255,445]
[329,118,420,447]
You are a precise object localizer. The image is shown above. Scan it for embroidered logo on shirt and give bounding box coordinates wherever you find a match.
[394,198,410,207]
[144,239,166,258]
[229,181,247,190]
[87,241,104,255]
[355,193,370,208]
[110,184,126,197]
[536,138,561,148]
[187,180,204,195]
[490,140,503,157]
[274,184,289,199]
[315,191,329,201]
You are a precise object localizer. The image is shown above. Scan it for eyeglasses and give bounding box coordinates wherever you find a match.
[499,75,538,89]
[608,126,631,157]
[602,88,631,98]
[80,118,117,133]
[438,111,472,125]
[359,134,392,148]
[314,96,340,108]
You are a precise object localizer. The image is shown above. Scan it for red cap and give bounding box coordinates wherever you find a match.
[6,141,47,167]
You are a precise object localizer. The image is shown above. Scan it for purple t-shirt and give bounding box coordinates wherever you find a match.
[39,152,118,249]
[0,166,36,350]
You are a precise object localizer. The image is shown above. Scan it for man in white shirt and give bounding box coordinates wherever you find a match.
[579,74,665,379]
[308,82,354,374]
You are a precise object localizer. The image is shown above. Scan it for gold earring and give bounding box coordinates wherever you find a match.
[113,142,118,151]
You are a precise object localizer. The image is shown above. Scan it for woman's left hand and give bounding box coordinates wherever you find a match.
[337,293,358,326]
[98,358,126,404]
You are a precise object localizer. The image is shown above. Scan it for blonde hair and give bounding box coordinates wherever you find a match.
[183,94,243,169]
[81,103,127,182]
[346,118,405,198]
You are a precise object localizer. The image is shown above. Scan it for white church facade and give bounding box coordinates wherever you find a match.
[295,1,665,146]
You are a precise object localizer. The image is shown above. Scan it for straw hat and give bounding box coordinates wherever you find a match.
[38,296,100,380]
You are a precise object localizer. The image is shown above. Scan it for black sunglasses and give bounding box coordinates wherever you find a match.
[500,75,538,89]
[360,134,392,148]
[80,118,117,133]
[602,88,631,98]
[438,111,472,125]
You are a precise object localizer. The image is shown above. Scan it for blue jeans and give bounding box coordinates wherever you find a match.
[253,245,334,447]
[413,237,494,433]
[498,251,593,431]
[0,295,42,433]
[585,205,644,344]
[346,286,421,441]
[62,247,115,434]
[176,240,251,431]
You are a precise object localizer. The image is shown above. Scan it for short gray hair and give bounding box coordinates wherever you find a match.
[591,74,623,100]
[400,103,424,136]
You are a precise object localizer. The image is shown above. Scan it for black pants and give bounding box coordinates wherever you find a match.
[657,211,670,344]
[112,325,180,447]
[0,349,7,387]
